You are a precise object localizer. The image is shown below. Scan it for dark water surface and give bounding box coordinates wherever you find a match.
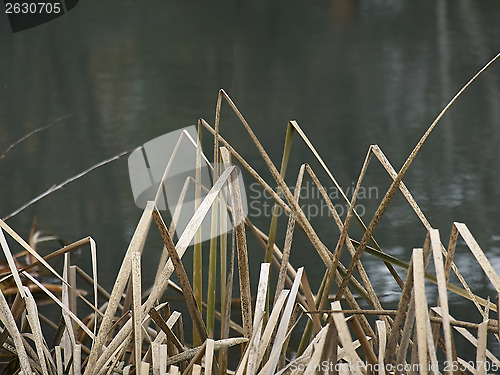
[2,0,500,361]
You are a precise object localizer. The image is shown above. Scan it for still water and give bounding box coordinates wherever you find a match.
[1,0,500,361]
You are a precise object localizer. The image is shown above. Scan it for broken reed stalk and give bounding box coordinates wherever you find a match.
[1,51,500,373]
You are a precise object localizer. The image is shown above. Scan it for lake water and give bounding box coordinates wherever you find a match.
[1,0,500,362]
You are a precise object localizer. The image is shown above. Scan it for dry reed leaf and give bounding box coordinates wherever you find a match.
[333,266,376,345]
[62,255,78,352]
[434,308,500,366]
[23,287,50,375]
[69,265,77,322]
[74,343,82,375]
[207,116,223,339]
[201,119,291,218]
[98,333,131,374]
[304,164,385,323]
[275,326,328,375]
[225,166,253,339]
[220,234,237,344]
[218,151,229,309]
[22,271,94,339]
[182,340,207,375]
[247,222,297,284]
[274,165,304,306]
[166,176,196,240]
[152,129,192,205]
[193,123,204,348]
[455,223,500,293]
[148,308,184,352]
[56,345,63,375]
[280,338,362,374]
[412,248,429,375]
[153,207,208,342]
[255,289,290,370]
[0,228,27,298]
[287,121,378,250]
[192,363,202,375]
[290,122,405,294]
[300,271,322,336]
[75,265,113,308]
[370,145,428,229]
[131,251,143,375]
[163,337,247,368]
[0,236,90,281]
[94,169,235,371]
[235,292,279,375]
[205,338,215,375]
[370,147,482,327]
[348,238,492,313]
[347,315,377,368]
[386,246,416,365]
[263,268,304,375]
[286,164,379,354]
[444,225,458,282]
[214,91,222,175]
[89,237,99,340]
[476,320,488,375]
[3,150,129,221]
[207,187,220,339]
[84,201,154,375]
[104,352,123,375]
[320,318,338,371]
[0,289,31,373]
[247,263,271,375]
[424,315,439,375]
[160,344,168,374]
[140,362,150,374]
[330,301,364,374]
[151,165,235,297]
[331,146,375,296]
[442,224,485,315]
[376,320,387,375]
[202,113,333,270]
[421,240,439,374]
[428,229,454,372]
[304,321,328,371]
[0,114,72,162]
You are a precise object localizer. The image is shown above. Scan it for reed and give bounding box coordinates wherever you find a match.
[1,51,500,374]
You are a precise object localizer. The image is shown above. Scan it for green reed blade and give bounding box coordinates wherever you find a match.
[193,120,203,346]
[264,122,295,263]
